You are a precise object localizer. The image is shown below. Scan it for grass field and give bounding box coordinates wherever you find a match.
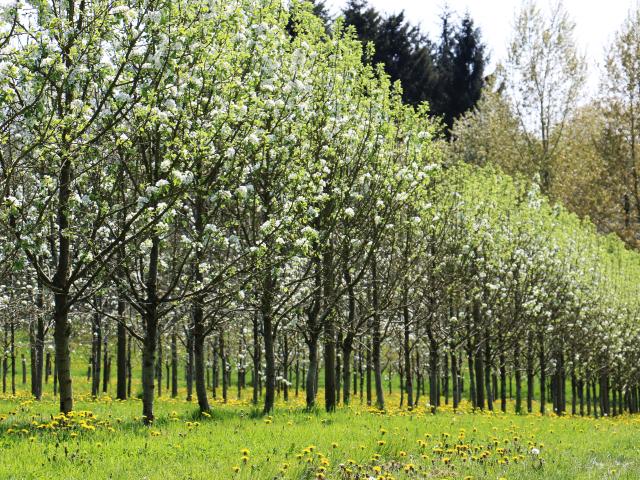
[1,383,640,480]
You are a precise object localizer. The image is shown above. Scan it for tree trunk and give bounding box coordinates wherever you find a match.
[323,247,336,412]
[31,294,45,400]
[186,330,194,401]
[515,342,522,414]
[252,313,260,405]
[141,312,157,424]
[116,299,127,400]
[428,328,438,413]
[141,237,160,424]
[261,268,276,414]
[538,329,546,415]
[484,329,493,411]
[171,332,178,398]
[474,346,485,410]
[342,335,354,405]
[219,333,227,403]
[451,351,458,410]
[403,299,413,409]
[323,318,336,411]
[305,338,319,409]
[127,334,132,398]
[499,350,507,413]
[366,338,372,406]
[193,289,210,412]
[103,332,109,394]
[372,257,384,411]
[467,347,475,408]
[91,311,101,397]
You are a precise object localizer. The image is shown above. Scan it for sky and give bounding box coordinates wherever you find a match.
[324,0,640,92]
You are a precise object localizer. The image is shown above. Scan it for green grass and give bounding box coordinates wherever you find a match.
[1,386,640,480]
[0,349,636,479]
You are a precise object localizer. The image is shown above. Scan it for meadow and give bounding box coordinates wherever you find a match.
[1,383,640,480]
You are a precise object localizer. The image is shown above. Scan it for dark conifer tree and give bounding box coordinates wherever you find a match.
[342,2,487,134]
[451,14,487,123]
[343,0,381,48]
[432,9,456,130]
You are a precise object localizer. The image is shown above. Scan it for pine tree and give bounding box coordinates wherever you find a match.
[452,14,487,125]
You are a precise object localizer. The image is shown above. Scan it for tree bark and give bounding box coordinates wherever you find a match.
[261,268,276,414]
[141,237,160,424]
[372,257,384,411]
[116,299,127,400]
[171,332,178,398]
[91,310,101,397]
[403,298,413,409]
[305,338,319,409]
[342,334,354,405]
[538,329,546,415]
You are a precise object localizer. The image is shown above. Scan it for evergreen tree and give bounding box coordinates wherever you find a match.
[374,12,436,106]
[343,0,381,48]
[432,9,456,129]
[452,14,487,120]
[342,1,486,134]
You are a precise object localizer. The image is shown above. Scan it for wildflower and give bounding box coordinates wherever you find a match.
[531,448,540,455]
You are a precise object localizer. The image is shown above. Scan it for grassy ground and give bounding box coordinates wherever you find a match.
[1,384,640,480]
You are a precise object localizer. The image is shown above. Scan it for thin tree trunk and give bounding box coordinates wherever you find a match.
[342,335,354,405]
[539,329,546,415]
[193,295,210,412]
[186,330,194,401]
[261,269,276,414]
[252,313,260,405]
[116,299,127,400]
[305,338,319,409]
[141,237,160,424]
[103,332,109,394]
[91,311,101,397]
[403,299,413,409]
[515,342,522,414]
[171,332,178,398]
[372,257,384,411]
